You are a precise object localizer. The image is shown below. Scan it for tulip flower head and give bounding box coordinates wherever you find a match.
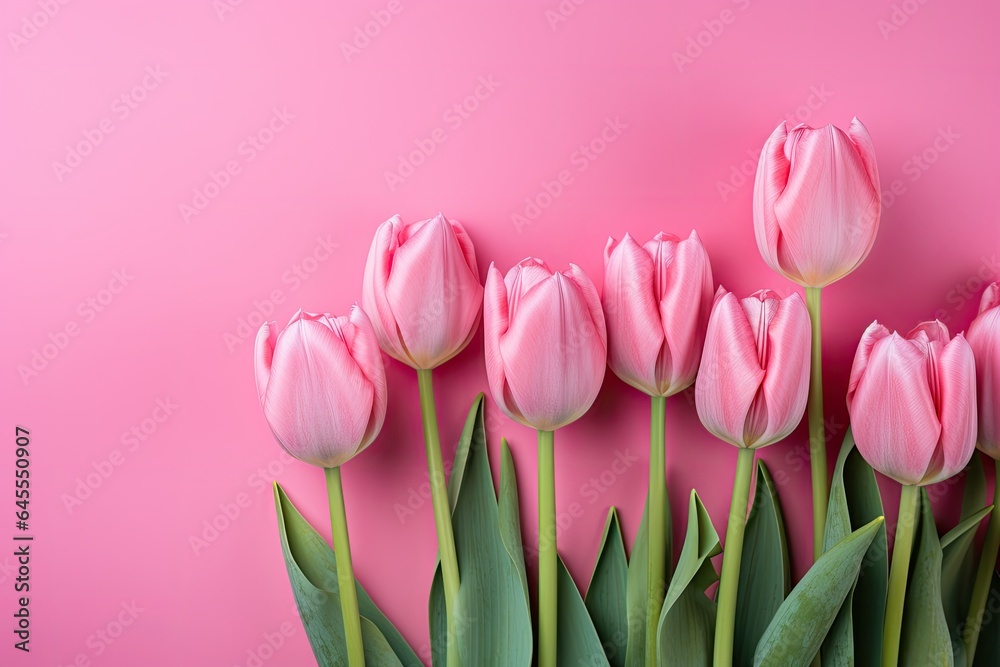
[695,288,811,448]
[254,307,387,468]
[967,283,1000,458]
[753,118,881,288]
[847,320,977,486]
[484,258,607,431]
[363,213,484,369]
[603,231,714,397]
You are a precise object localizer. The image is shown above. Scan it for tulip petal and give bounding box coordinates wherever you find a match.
[753,122,790,279]
[484,264,523,423]
[362,215,408,363]
[754,293,811,447]
[968,303,1000,455]
[848,333,940,485]
[980,282,1000,314]
[921,335,977,484]
[255,321,277,401]
[346,306,388,452]
[847,321,892,408]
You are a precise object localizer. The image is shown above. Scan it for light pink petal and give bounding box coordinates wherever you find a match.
[499,272,606,430]
[362,216,408,363]
[483,264,522,424]
[847,321,892,408]
[602,234,664,395]
[752,122,790,279]
[754,293,811,447]
[505,257,554,311]
[968,305,1000,455]
[385,213,484,368]
[695,292,765,447]
[921,334,977,484]
[346,306,388,452]
[980,282,1000,314]
[254,321,277,402]
[906,319,951,345]
[847,118,881,200]
[604,236,621,267]
[565,263,607,350]
[848,333,940,485]
[448,215,481,277]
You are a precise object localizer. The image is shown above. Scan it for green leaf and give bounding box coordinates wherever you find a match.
[961,454,987,522]
[273,483,419,667]
[972,570,1000,667]
[734,461,789,666]
[656,490,720,667]
[754,516,884,667]
[624,493,671,667]
[585,508,628,667]
[558,556,611,666]
[942,505,993,666]
[428,394,532,666]
[821,430,887,667]
[899,489,954,666]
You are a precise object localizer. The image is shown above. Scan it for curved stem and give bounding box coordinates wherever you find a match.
[538,429,557,667]
[416,369,461,667]
[963,455,1000,665]
[713,447,755,667]
[806,286,828,561]
[882,483,919,667]
[646,395,667,664]
[325,467,366,667]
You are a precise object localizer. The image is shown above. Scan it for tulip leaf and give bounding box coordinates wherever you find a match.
[655,490,720,667]
[961,453,987,522]
[753,516,884,667]
[624,494,671,667]
[585,508,628,667]
[942,505,993,666]
[558,556,611,666]
[899,489,954,666]
[972,570,1000,667]
[428,394,532,666]
[734,461,789,666]
[273,483,419,667]
[820,429,887,667]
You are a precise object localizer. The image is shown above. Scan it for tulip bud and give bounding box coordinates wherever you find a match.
[362,213,484,369]
[695,288,811,448]
[254,307,387,468]
[603,230,714,397]
[967,283,1000,458]
[753,118,881,288]
[484,258,607,431]
[847,320,977,485]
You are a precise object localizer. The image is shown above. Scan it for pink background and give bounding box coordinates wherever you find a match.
[2,0,999,664]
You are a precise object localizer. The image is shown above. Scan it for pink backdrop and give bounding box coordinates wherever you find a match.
[3,0,999,664]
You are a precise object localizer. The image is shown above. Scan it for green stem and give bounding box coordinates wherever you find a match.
[416,369,461,667]
[325,467,366,667]
[538,429,557,667]
[963,455,1000,666]
[882,483,919,667]
[646,395,667,664]
[713,447,755,666]
[806,286,828,561]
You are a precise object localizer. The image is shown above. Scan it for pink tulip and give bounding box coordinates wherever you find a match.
[484,258,607,431]
[695,288,811,448]
[603,231,714,397]
[753,118,881,288]
[967,283,1000,457]
[362,213,484,369]
[254,307,387,468]
[847,320,977,486]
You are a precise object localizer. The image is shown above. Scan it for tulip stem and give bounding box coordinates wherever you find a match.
[647,395,667,663]
[806,286,828,561]
[325,466,366,667]
[416,369,461,667]
[714,447,755,667]
[883,483,919,666]
[963,454,1000,665]
[538,428,557,667]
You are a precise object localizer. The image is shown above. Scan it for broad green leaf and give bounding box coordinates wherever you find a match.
[734,461,789,666]
[273,483,418,667]
[428,394,532,666]
[942,505,993,666]
[972,570,1000,667]
[656,490,720,667]
[498,438,530,615]
[899,489,953,666]
[558,556,611,666]
[754,516,884,667]
[585,508,628,667]
[821,430,887,667]
[624,494,671,667]
[961,454,987,521]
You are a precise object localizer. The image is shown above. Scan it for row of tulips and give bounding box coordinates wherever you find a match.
[253,118,1000,666]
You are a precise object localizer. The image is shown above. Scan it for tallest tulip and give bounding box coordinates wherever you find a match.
[363,212,484,667]
[753,117,882,560]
